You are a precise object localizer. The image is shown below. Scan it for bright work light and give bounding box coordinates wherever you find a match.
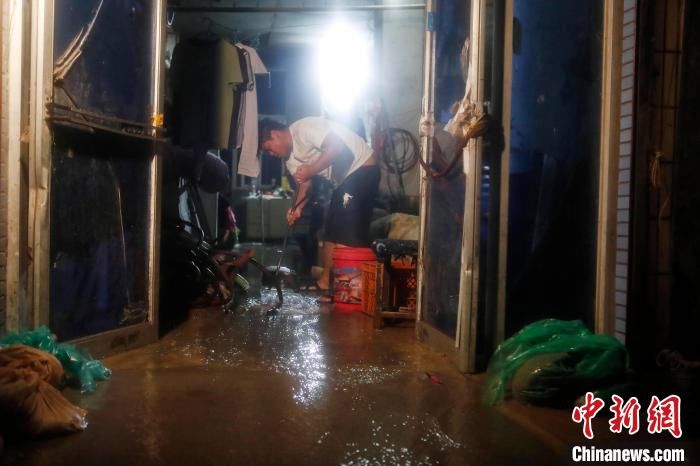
[316,20,372,115]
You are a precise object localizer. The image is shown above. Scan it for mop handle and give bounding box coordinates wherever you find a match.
[275,191,307,274]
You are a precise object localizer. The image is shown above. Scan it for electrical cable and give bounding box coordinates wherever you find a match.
[379,128,420,199]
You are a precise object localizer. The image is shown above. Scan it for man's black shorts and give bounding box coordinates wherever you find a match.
[324,165,380,247]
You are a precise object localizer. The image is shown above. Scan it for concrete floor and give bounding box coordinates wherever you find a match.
[8,299,695,466]
[2,244,697,465]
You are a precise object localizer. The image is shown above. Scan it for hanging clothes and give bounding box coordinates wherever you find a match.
[235,43,268,178]
[170,37,244,149]
[230,45,253,150]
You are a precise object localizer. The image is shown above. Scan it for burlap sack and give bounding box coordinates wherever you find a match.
[0,345,64,385]
[0,346,87,436]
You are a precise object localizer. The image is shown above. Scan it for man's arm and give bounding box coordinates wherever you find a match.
[292,132,348,184]
[286,177,311,225]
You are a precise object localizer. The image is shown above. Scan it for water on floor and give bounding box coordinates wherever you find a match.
[244,289,321,316]
[1,300,571,466]
[2,242,661,465]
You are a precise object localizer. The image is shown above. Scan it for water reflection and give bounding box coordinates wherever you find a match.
[261,315,326,406]
[340,415,463,466]
[122,290,418,409]
[244,289,321,315]
[141,370,164,461]
[333,366,402,387]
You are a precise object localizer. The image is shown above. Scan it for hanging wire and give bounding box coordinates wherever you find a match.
[379,127,419,199]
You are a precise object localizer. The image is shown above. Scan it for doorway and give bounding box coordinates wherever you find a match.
[417,0,617,373]
[160,1,425,322]
[502,0,605,336]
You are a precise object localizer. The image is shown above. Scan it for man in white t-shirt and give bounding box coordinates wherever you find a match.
[259,117,380,300]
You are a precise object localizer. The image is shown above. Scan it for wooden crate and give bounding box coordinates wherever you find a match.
[361,260,416,329]
[361,261,384,320]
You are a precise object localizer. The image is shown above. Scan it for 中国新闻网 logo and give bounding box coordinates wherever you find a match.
[572,392,682,439]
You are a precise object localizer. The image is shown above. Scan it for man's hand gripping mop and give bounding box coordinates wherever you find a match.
[248,191,306,314]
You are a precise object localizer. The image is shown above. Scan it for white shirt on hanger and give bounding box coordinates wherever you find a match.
[236,43,268,178]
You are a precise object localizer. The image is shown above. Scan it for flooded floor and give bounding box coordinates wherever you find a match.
[1,304,558,466]
[4,301,697,465]
[4,245,695,465]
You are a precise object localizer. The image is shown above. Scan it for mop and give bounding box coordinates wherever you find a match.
[249,191,306,313]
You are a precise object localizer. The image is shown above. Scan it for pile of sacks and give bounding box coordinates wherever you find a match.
[0,345,88,436]
[0,326,111,440]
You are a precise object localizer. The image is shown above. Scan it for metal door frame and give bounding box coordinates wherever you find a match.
[417,0,624,373]
[70,0,166,357]
[416,0,490,373]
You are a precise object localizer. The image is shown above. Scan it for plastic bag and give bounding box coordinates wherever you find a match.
[483,319,627,406]
[510,352,571,405]
[0,326,111,393]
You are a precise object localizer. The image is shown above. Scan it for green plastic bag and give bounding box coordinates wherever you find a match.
[0,326,111,393]
[483,319,627,406]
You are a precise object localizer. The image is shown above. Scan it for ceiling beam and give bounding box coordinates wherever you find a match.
[172,4,425,13]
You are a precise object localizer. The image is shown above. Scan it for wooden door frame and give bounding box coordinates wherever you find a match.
[594,0,624,336]
[2,0,27,332]
[28,0,55,330]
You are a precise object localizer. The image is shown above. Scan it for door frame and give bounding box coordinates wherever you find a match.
[495,0,624,342]
[2,0,27,332]
[594,0,624,336]
[415,0,436,354]
[70,0,166,357]
[416,0,490,373]
[28,0,55,330]
[417,0,624,373]
[18,0,166,356]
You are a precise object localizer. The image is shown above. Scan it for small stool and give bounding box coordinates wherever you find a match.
[361,240,419,329]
